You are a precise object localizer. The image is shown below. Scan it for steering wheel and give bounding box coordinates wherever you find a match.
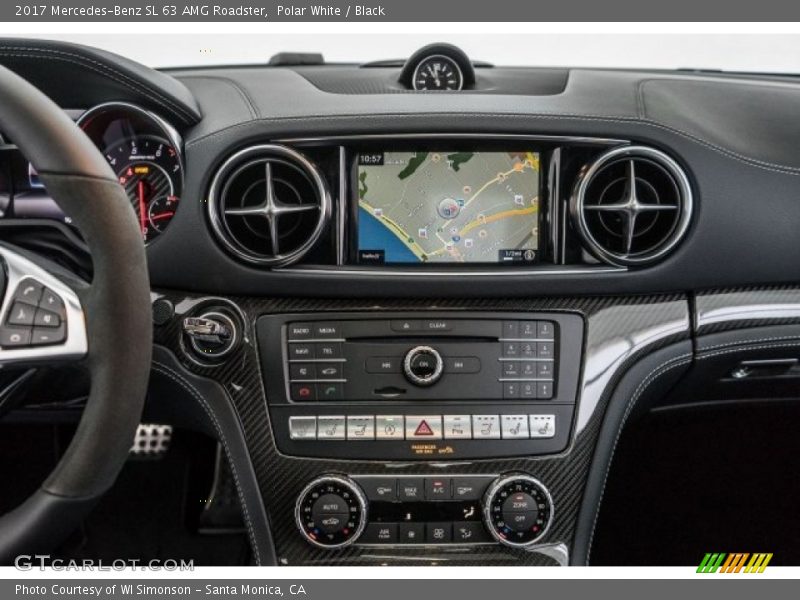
[0,65,152,562]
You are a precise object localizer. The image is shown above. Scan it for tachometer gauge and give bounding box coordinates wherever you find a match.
[412,55,463,91]
[105,135,182,243]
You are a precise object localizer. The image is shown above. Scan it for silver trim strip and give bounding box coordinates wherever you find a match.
[0,245,87,365]
[696,289,800,330]
[280,265,626,278]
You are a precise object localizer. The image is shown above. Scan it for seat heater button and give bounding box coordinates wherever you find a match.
[472,415,501,439]
[317,416,346,440]
[347,416,375,440]
[7,301,36,326]
[501,415,530,439]
[530,415,556,438]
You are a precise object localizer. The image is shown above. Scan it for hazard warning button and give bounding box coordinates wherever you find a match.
[405,415,443,440]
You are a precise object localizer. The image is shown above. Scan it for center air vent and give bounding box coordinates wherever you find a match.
[572,146,693,267]
[207,145,331,267]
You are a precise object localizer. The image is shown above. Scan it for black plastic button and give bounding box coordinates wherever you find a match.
[0,326,31,347]
[398,478,424,501]
[502,342,519,357]
[445,357,481,374]
[290,363,316,380]
[290,383,316,401]
[537,321,555,340]
[422,319,452,332]
[288,344,314,360]
[315,342,342,359]
[502,321,519,339]
[503,492,537,513]
[31,325,66,346]
[399,522,425,544]
[316,513,349,534]
[7,301,36,326]
[519,342,537,358]
[288,323,313,340]
[502,361,520,377]
[14,279,43,304]
[503,510,539,533]
[536,362,554,379]
[453,522,490,543]
[358,478,397,501]
[520,382,536,398]
[390,320,421,333]
[452,477,490,500]
[362,523,398,544]
[521,362,537,377]
[317,383,343,400]
[519,321,538,339]
[426,522,452,543]
[313,494,349,515]
[39,288,65,316]
[537,342,555,359]
[316,363,342,379]
[33,308,60,328]
[537,381,554,399]
[425,477,452,500]
[503,382,519,399]
[365,357,401,373]
[313,322,341,339]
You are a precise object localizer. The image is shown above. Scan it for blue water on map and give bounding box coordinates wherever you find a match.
[358,207,419,263]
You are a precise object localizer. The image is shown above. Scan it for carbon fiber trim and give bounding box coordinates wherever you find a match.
[696,287,800,334]
[153,294,688,565]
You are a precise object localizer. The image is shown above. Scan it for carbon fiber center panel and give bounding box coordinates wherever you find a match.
[153,295,689,565]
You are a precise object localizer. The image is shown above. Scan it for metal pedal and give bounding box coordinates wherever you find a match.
[130,423,172,458]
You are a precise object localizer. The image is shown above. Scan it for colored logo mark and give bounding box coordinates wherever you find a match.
[697,552,773,573]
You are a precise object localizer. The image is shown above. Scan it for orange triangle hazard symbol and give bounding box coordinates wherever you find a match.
[414,420,434,436]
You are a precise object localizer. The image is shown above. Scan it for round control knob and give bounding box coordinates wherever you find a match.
[295,475,367,549]
[483,474,553,548]
[403,345,444,386]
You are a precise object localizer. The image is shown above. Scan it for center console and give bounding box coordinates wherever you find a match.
[256,309,582,553]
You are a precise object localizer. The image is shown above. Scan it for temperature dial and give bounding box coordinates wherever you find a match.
[483,474,553,548]
[295,475,367,549]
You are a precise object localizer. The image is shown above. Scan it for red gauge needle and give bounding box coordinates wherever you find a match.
[150,211,175,222]
[137,180,147,236]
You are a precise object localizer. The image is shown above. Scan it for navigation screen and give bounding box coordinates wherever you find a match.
[357,151,540,264]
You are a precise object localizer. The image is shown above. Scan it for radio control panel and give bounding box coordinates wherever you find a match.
[257,311,583,460]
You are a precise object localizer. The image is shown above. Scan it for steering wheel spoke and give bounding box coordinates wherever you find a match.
[0,244,88,367]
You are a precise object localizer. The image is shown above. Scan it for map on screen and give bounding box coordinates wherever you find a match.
[357,151,540,264]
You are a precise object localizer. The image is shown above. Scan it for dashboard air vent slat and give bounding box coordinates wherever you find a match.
[572,146,692,267]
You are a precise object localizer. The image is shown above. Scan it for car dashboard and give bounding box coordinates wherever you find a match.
[1,38,800,566]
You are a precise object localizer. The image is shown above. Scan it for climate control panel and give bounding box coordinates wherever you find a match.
[294,473,554,549]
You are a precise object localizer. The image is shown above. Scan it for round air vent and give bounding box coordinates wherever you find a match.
[207,145,331,267]
[572,146,693,267]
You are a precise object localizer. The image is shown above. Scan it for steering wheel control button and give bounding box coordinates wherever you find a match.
[295,476,367,549]
[7,301,36,326]
[472,415,501,439]
[289,416,317,440]
[403,345,444,386]
[33,308,61,328]
[32,324,66,346]
[13,279,43,304]
[483,475,554,548]
[405,415,443,439]
[39,288,66,316]
[0,326,32,347]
